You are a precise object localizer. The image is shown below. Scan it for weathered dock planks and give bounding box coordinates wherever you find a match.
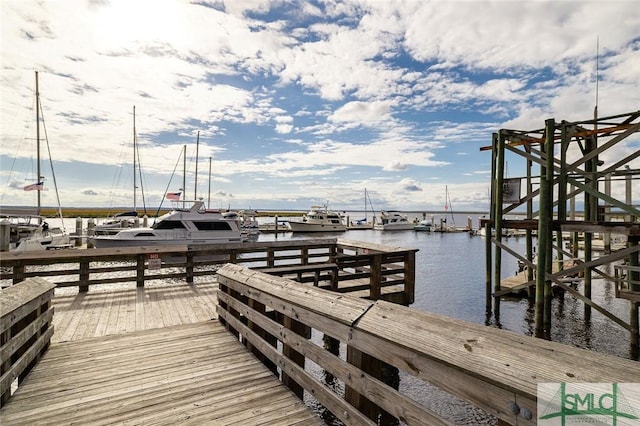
[0,321,324,425]
[50,281,219,343]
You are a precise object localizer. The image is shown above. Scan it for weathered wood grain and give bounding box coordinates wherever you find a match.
[0,321,324,425]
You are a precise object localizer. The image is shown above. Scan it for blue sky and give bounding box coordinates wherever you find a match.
[1,0,639,212]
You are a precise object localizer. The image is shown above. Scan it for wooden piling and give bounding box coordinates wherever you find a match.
[494,131,506,317]
[535,119,554,337]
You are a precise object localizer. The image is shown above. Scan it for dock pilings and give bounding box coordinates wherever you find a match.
[482,109,640,356]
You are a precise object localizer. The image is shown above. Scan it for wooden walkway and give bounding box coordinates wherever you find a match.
[50,281,220,343]
[1,282,324,425]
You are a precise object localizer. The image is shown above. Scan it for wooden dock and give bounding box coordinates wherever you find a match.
[1,281,323,425]
[4,262,640,425]
[50,281,220,343]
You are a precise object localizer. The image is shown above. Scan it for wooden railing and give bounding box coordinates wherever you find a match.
[216,264,640,426]
[0,277,56,407]
[0,239,416,303]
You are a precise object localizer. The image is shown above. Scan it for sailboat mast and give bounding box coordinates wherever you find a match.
[194,131,199,200]
[364,188,367,220]
[35,71,41,215]
[207,156,212,209]
[182,144,186,208]
[133,105,137,212]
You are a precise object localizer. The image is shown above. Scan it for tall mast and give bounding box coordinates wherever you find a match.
[194,131,199,200]
[207,156,212,209]
[182,144,186,208]
[133,105,137,212]
[364,188,367,220]
[35,71,41,214]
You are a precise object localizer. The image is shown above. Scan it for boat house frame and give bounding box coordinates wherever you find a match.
[481,109,640,354]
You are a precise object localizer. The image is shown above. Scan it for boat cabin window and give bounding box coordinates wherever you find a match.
[134,232,156,237]
[152,220,186,230]
[193,221,233,231]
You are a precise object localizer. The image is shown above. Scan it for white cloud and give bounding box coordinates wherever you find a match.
[1,0,637,209]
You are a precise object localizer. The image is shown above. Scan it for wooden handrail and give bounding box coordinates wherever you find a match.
[0,240,416,304]
[0,277,56,406]
[216,264,640,426]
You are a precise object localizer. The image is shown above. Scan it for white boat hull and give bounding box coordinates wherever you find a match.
[287,204,346,232]
[373,223,414,231]
[92,233,243,248]
[287,222,346,232]
[91,201,243,248]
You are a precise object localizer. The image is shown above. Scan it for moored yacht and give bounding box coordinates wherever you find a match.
[287,205,346,232]
[91,200,243,248]
[1,211,72,252]
[413,219,433,232]
[373,211,413,231]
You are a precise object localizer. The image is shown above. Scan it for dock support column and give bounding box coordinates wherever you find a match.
[494,132,505,318]
[526,144,535,299]
[630,237,639,358]
[75,217,83,247]
[86,219,94,248]
[486,133,498,315]
[631,302,639,360]
[535,119,554,338]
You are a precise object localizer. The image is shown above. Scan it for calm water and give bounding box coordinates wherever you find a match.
[256,212,633,361]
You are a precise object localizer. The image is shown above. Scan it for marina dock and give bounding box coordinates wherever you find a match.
[2,240,639,425]
[0,274,323,424]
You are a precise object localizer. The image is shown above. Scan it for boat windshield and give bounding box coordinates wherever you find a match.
[152,220,186,230]
[193,221,233,231]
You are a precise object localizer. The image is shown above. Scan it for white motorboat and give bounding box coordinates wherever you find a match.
[413,219,433,232]
[223,209,260,236]
[373,211,413,231]
[258,220,291,233]
[91,200,243,248]
[93,211,140,236]
[287,205,346,232]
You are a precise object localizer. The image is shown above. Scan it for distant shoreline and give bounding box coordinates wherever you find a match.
[3,206,500,219]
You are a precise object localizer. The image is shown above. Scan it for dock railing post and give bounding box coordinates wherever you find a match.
[282,315,309,399]
[79,259,89,293]
[186,251,194,283]
[247,299,278,375]
[13,264,25,285]
[370,254,382,300]
[136,254,145,288]
[404,250,415,304]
